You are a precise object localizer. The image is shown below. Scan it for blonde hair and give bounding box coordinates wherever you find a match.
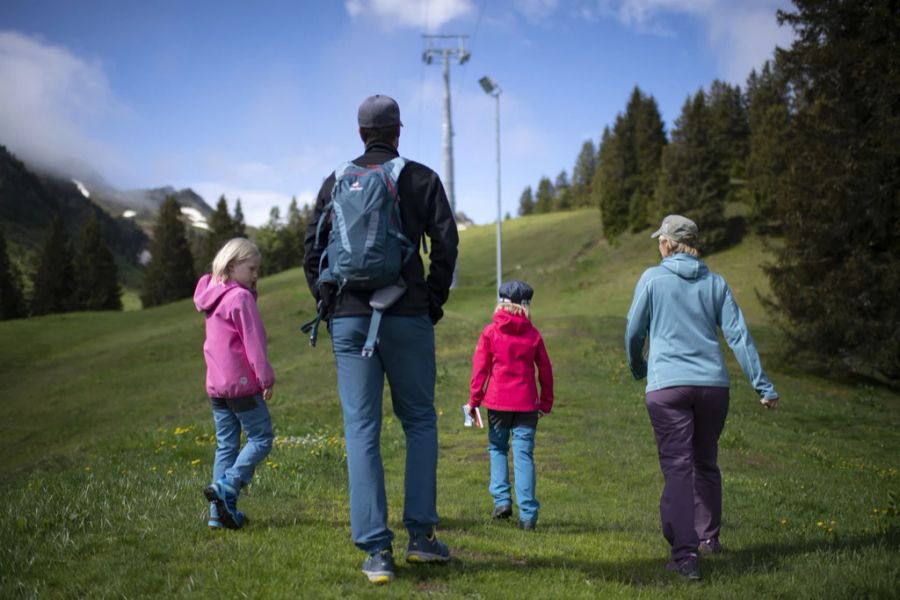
[495,301,531,319]
[659,235,701,257]
[211,238,261,282]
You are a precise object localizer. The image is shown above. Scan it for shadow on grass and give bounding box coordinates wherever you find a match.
[392,529,898,589]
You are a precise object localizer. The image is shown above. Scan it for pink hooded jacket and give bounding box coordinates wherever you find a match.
[469,310,554,414]
[194,274,275,399]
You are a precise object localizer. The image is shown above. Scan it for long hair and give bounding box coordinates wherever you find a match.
[211,238,261,283]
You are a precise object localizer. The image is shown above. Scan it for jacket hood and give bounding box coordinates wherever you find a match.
[492,308,533,335]
[194,274,250,313]
[661,253,708,281]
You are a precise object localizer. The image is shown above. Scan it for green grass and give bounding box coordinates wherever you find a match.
[2,209,898,598]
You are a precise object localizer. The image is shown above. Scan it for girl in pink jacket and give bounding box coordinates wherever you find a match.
[467,280,554,530]
[194,238,275,530]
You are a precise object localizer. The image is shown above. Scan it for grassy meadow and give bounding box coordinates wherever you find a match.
[2,209,898,598]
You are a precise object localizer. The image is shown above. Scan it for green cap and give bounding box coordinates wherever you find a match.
[651,214,699,244]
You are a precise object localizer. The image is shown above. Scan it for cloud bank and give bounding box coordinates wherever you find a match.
[595,0,794,82]
[0,30,124,176]
[345,0,475,31]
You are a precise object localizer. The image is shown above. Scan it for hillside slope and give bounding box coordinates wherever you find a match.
[2,209,897,598]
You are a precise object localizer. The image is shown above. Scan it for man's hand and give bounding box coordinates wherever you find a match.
[263,387,274,401]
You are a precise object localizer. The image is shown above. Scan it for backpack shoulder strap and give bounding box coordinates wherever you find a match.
[334,161,355,182]
[384,156,406,184]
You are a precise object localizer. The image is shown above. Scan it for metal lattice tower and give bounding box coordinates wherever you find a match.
[422,34,470,220]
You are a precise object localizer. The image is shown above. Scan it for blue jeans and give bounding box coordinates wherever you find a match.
[210,394,274,488]
[487,410,540,523]
[331,314,439,554]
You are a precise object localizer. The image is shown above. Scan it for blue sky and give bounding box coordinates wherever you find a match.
[0,0,794,226]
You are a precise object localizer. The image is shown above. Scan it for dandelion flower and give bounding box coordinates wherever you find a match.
[817,521,825,528]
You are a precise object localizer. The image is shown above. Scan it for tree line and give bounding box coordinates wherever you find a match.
[139,195,309,308]
[0,212,122,319]
[0,192,311,317]
[517,0,899,386]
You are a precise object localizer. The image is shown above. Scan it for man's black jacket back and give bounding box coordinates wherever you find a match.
[303,141,459,323]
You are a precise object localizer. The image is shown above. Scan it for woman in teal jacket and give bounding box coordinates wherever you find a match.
[625,215,779,580]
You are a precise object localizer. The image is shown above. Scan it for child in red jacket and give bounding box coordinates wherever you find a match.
[467,280,554,530]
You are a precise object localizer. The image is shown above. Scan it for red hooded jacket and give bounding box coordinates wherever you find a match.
[469,309,554,413]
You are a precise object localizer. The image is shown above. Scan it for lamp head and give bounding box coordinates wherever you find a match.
[479,76,497,94]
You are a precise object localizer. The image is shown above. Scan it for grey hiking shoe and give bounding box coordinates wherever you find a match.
[492,504,512,519]
[361,548,395,584]
[699,537,722,554]
[406,531,450,563]
[666,553,701,580]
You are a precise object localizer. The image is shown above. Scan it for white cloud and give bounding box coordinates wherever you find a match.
[592,0,794,82]
[345,0,475,31]
[514,0,563,22]
[0,30,126,175]
[191,182,317,228]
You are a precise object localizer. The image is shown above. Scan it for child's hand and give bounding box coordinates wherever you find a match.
[263,387,273,401]
[538,410,546,418]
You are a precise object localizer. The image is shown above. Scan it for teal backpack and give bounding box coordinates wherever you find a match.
[301,157,414,357]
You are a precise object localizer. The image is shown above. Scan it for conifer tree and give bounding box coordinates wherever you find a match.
[628,89,667,231]
[285,197,306,267]
[707,79,750,187]
[202,195,236,272]
[256,206,290,276]
[745,61,790,232]
[571,140,596,207]
[534,177,555,214]
[765,0,900,383]
[655,90,730,252]
[518,186,534,216]
[554,170,572,210]
[595,126,629,238]
[31,214,77,315]
[0,228,26,319]
[596,88,667,238]
[76,212,122,311]
[141,197,196,308]
[232,199,247,238]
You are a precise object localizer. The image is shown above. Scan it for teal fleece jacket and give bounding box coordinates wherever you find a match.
[625,253,778,400]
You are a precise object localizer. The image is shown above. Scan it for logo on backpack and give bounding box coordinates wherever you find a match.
[314,156,413,292]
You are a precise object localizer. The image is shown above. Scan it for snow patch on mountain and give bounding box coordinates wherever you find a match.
[180,206,210,231]
[72,179,90,198]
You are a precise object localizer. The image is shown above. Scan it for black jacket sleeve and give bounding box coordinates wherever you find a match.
[423,173,459,324]
[303,174,335,300]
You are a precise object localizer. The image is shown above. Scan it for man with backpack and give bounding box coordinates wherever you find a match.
[302,94,459,584]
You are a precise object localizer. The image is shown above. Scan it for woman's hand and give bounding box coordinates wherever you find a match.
[263,387,274,401]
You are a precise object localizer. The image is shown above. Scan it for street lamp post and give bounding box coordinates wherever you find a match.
[479,76,502,299]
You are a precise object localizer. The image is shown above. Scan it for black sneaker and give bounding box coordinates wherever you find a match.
[699,537,722,554]
[519,519,537,531]
[361,548,395,584]
[406,531,450,563]
[491,504,513,519]
[666,553,701,580]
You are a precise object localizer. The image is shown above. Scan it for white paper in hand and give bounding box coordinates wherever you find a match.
[462,404,483,428]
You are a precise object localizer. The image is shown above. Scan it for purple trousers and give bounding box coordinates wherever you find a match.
[646,386,729,561]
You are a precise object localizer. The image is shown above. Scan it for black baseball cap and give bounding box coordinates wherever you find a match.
[358,94,403,128]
